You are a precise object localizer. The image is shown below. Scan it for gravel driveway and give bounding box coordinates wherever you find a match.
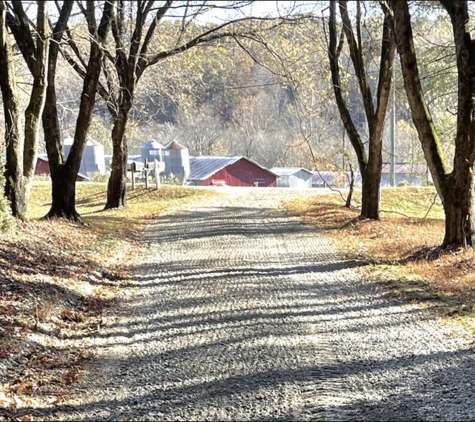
[40,187,475,421]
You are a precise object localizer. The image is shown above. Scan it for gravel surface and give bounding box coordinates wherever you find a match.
[37,187,475,421]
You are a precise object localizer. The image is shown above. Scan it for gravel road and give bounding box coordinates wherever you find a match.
[39,187,475,421]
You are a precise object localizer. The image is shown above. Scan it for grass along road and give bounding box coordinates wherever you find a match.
[0,182,214,420]
[283,186,475,335]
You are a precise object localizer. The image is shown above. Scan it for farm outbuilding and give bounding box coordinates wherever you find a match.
[162,141,190,184]
[141,140,165,163]
[63,137,105,177]
[311,171,361,188]
[312,171,339,187]
[271,167,313,188]
[35,155,89,181]
[380,163,430,186]
[188,155,278,187]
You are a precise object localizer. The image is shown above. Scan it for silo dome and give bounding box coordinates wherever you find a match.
[141,139,165,163]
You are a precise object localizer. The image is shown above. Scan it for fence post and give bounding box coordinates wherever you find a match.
[154,159,161,189]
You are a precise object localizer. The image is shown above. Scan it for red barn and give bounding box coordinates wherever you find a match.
[35,156,90,181]
[188,156,278,187]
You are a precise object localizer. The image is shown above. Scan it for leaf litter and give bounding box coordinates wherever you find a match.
[1,184,215,421]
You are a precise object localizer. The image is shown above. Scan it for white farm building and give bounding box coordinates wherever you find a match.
[270,167,314,188]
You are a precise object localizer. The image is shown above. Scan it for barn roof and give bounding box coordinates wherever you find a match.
[127,155,142,162]
[189,155,279,181]
[142,140,165,150]
[381,163,428,174]
[271,167,313,177]
[312,171,338,186]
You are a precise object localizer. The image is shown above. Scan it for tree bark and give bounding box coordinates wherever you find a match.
[0,2,51,218]
[345,164,355,208]
[44,49,104,221]
[0,1,25,217]
[443,172,475,247]
[105,106,131,209]
[361,158,382,219]
[45,165,80,221]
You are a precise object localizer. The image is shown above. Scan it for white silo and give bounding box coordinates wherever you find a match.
[63,137,105,177]
[163,141,190,184]
[141,140,165,164]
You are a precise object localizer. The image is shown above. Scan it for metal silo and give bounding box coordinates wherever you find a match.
[141,140,165,164]
[83,138,105,176]
[163,141,190,184]
[63,137,105,177]
[63,137,74,161]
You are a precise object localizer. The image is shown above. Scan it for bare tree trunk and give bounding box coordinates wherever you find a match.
[345,164,355,208]
[46,166,81,221]
[361,167,381,219]
[361,133,383,219]
[0,2,25,217]
[0,1,50,217]
[23,80,47,202]
[105,107,130,209]
[44,52,104,221]
[443,173,475,247]
[2,100,25,217]
[21,2,48,203]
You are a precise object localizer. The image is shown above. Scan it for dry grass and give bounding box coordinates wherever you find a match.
[27,181,215,238]
[283,186,475,333]
[0,182,216,420]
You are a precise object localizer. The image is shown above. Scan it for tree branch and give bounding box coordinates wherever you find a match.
[140,0,172,58]
[339,0,375,121]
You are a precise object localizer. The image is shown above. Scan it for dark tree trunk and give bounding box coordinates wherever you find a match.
[17,2,49,204]
[361,129,384,219]
[45,165,80,221]
[23,76,47,202]
[105,107,130,209]
[345,164,355,208]
[42,84,80,221]
[3,107,25,217]
[441,163,475,248]
[0,2,25,217]
[361,162,382,220]
[42,18,77,221]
